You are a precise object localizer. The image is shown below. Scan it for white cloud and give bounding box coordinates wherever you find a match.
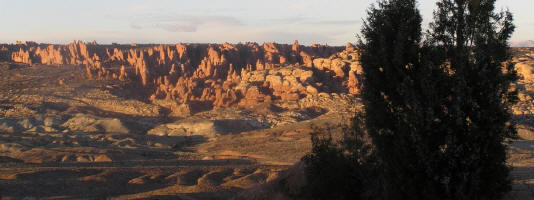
[130,15,243,33]
[154,24,197,32]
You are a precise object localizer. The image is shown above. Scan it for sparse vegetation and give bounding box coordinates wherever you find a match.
[301,133,368,200]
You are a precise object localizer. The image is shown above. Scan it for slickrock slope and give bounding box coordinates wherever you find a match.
[3,41,361,113]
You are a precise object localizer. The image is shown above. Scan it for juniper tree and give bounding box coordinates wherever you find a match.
[357,0,455,199]
[424,0,517,199]
[303,0,516,199]
[304,0,430,199]
[358,0,516,199]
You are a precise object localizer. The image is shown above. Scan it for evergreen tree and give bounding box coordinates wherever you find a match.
[303,0,516,199]
[425,0,517,199]
[357,0,448,199]
[358,0,516,199]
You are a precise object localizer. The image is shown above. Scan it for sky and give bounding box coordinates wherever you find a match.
[0,0,532,46]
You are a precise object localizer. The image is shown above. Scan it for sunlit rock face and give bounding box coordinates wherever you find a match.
[4,41,362,110]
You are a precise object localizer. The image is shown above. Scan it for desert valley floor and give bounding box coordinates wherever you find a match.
[0,43,533,199]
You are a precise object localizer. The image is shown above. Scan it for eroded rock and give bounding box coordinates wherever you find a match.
[6,41,359,110]
[62,113,129,133]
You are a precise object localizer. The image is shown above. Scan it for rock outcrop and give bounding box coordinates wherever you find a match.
[62,113,130,134]
[3,41,362,111]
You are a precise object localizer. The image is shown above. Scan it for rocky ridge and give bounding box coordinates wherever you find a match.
[2,41,361,114]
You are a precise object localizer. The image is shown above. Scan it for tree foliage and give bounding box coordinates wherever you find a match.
[423,0,517,199]
[300,133,362,200]
[302,0,516,199]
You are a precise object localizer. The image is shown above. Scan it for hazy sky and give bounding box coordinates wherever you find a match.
[0,0,532,45]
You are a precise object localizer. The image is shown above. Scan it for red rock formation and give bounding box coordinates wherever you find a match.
[12,48,32,64]
[6,41,360,110]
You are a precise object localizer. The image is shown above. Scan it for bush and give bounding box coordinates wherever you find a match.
[301,134,359,200]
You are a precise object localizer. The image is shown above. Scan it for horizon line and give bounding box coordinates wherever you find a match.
[1,40,355,47]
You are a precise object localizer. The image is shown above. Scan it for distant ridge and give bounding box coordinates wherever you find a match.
[511,40,534,47]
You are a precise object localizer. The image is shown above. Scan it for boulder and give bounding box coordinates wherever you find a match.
[18,118,36,130]
[148,119,217,137]
[148,118,266,137]
[43,117,61,127]
[94,155,112,162]
[62,114,129,133]
[98,118,130,134]
[62,114,100,132]
[516,62,534,81]
[266,75,282,86]
[306,86,319,95]
[0,119,19,133]
[517,126,534,140]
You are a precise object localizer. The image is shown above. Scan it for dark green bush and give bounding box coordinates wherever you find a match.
[302,0,516,199]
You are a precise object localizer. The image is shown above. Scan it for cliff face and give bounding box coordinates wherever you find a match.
[3,41,362,111]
